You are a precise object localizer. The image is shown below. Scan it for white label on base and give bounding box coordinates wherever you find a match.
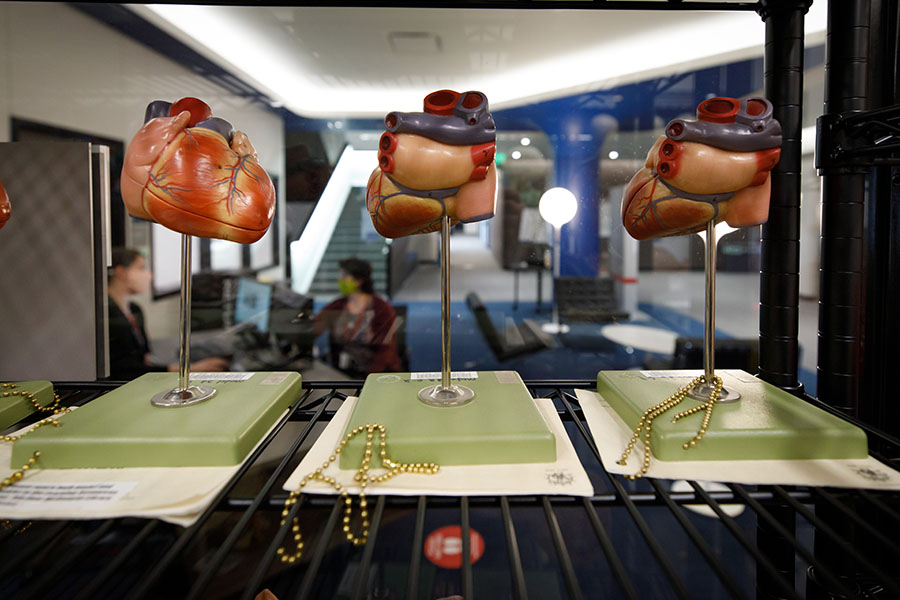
[190,373,254,382]
[0,482,138,509]
[640,370,703,379]
[260,373,291,386]
[495,371,520,384]
[410,372,478,381]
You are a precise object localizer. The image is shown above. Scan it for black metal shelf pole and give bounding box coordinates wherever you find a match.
[812,2,874,596]
[757,0,811,396]
[756,3,810,599]
[817,1,871,416]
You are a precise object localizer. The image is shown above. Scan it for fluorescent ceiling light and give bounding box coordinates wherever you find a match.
[132,4,827,119]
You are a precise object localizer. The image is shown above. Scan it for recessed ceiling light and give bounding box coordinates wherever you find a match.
[520,137,531,146]
[511,150,522,160]
[608,150,619,160]
[388,31,442,54]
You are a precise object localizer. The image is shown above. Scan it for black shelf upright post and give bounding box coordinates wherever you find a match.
[817,1,871,417]
[757,0,811,397]
[756,3,812,599]
[861,1,900,440]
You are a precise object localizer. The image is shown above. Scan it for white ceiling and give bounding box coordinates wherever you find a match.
[130,3,827,119]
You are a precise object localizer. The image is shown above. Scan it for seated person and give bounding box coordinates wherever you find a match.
[313,258,402,378]
[107,247,229,380]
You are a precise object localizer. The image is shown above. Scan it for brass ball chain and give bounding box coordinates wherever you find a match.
[617,375,723,480]
[1,382,71,491]
[1,382,62,414]
[277,423,439,564]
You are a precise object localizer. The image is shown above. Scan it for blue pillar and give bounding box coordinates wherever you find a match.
[544,112,604,276]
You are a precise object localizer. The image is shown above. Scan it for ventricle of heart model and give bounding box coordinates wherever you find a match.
[366,89,498,238]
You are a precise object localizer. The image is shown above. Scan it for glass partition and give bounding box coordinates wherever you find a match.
[0,2,825,388]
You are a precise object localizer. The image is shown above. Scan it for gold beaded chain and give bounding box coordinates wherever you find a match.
[1,409,71,443]
[1,382,62,414]
[0,519,32,535]
[276,423,439,564]
[1,451,40,490]
[617,375,723,480]
[1,382,70,491]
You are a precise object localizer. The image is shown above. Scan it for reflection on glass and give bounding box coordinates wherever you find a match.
[0,3,823,387]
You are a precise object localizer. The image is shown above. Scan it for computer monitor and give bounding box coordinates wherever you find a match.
[234,278,273,333]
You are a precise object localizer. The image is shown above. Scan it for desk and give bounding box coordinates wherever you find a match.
[511,261,545,312]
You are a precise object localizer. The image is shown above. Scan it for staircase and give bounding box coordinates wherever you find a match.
[307,187,390,297]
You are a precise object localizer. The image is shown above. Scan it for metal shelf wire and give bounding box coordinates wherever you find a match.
[1,379,899,599]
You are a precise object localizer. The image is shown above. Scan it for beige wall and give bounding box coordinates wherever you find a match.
[0,2,287,340]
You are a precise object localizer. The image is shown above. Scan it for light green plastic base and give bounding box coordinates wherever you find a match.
[597,369,868,461]
[11,372,301,468]
[0,381,54,431]
[340,371,556,469]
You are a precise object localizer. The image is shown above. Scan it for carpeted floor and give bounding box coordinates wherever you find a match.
[311,298,822,393]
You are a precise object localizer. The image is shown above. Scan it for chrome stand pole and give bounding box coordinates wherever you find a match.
[418,215,474,407]
[689,220,740,402]
[441,214,451,391]
[151,234,217,407]
[704,219,716,386]
[541,224,570,335]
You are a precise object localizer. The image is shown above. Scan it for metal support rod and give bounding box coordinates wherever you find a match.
[552,224,561,328]
[690,223,738,402]
[177,234,192,392]
[418,217,474,407]
[151,234,214,407]
[703,220,716,385]
[441,214,451,390]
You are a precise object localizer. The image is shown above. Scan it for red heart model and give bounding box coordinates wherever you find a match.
[0,178,10,230]
[121,97,275,243]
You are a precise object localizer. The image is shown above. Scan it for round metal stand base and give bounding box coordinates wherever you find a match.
[687,382,741,403]
[151,385,217,408]
[417,384,475,407]
[541,322,570,334]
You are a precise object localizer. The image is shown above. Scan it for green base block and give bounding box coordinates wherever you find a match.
[0,381,54,431]
[597,369,868,461]
[340,371,556,469]
[11,372,301,468]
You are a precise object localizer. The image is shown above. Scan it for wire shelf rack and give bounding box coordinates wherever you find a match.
[1,380,898,600]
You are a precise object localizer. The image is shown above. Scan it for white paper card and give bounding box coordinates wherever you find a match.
[0,410,287,526]
[410,372,478,381]
[0,482,138,509]
[190,372,254,382]
[575,388,900,490]
[283,396,593,497]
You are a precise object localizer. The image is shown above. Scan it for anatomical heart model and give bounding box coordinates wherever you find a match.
[366,89,498,239]
[122,97,276,406]
[623,97,782,240]
[366,89,498,405]
[613,97,782,478]
[0,178,10,230]
[122,97,275,243]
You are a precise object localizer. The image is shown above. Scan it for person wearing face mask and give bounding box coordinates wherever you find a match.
[107,247,229,380]
[313,258,402,378]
